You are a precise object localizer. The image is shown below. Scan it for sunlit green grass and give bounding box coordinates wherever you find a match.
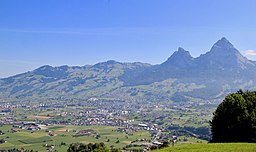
[154,143,256,152]
[0,125,151,151]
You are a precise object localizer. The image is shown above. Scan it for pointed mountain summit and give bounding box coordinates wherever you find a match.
[168,47,193,60]
[207,37,237,55]
[208,37,240,57]
[126,37,256,86]
[197,37,250,70]
[162,47,194,68]
[212,37,234,49]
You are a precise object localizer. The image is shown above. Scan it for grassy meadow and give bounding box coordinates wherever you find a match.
[0,125,151,151]
[154,143,256,152]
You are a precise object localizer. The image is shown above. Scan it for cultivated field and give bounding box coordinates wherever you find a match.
[0,125,151,151]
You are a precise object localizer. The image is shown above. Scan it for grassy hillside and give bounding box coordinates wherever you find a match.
[154,143,256,152]
[1,51,256,103]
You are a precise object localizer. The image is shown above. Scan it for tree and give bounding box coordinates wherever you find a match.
[110,148,119,152]
[160,140,169,148]
[210,90,256,142]
[67,142,119,152]
[0,139,5,144]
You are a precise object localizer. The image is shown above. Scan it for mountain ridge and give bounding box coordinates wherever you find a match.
[1,37,256,103]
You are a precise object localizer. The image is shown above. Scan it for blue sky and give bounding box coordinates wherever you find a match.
[0,0,256,78]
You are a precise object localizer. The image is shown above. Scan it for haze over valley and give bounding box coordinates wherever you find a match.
[0,37,255,103]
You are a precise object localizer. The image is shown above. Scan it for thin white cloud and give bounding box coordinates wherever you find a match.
[0,27,177,36]
[0,28,98,35]
[0,28,140,35]
[244,50,256,56]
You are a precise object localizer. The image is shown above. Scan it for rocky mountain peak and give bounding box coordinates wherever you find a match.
[177,47,191,55]
[211,37,234,51]
[197,37,250,70]
[169,47,192,60]
[162,47,194,68]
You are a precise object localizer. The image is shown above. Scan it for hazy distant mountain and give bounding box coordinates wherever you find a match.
[1,37,256,103]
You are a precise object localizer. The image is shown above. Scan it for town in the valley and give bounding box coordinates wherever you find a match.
[0,98,216,151]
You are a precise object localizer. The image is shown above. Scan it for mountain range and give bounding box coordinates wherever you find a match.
[1,37,256,103]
